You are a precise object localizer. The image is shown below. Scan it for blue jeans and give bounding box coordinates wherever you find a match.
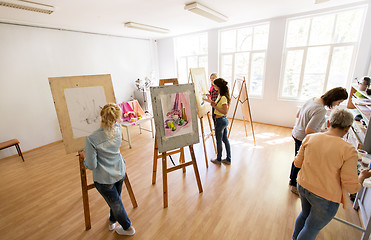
[289,137,302,186]
[215,116,231,161]
[292,184,339,240]
[94,177,132,230]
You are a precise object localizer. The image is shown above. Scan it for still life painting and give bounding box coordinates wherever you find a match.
[150,83,199,153]
[161,92,192,137]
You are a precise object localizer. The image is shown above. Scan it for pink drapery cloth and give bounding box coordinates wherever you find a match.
[118,100,146,123]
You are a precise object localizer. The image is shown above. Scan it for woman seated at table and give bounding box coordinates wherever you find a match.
[292,108,371,240]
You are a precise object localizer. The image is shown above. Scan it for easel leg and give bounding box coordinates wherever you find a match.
[152,139,158,184]
[189,145,203,193]
[78,154,91,230]
[180,148,186,173]
[124,174,138,208]
[162,152,168,208]
[207,112,217,153]
[199,117,209,168]
[243,116,248,137]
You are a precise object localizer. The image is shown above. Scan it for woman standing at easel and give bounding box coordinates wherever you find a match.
[204,78,232,165]
[84,103,135,236]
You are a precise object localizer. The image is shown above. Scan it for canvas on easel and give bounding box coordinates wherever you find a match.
[150,83,203,207]
[228,77,256,145]
[188,68,217,167]
[49,74,116,154]
[49,74,137,230]
[188,68,211,117]
[150,83,199,153]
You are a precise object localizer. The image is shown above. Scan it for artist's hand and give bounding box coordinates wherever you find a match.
[359,169,371,183]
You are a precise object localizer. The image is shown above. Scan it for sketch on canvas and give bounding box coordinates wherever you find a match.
[151,83,199,153]
[49,74,116,154]
[64,86,106,138]
[189,68,211,117]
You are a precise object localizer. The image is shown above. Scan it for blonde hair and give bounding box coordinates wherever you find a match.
[100,103,122,138]
[210,73,218,79]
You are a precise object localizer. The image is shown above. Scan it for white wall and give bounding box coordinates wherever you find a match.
[157,3,371,128]
[0,24,155,159]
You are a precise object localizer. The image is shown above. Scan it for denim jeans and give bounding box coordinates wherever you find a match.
[289,137,302,186]
[215,116,231,161]
[292,184,339,240]
[94,177,131,230]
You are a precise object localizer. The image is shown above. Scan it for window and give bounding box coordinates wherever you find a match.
[174,33,208,83]
[219,23,270,97]
[280,7,365,100]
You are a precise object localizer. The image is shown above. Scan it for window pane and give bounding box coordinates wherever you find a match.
[327,46,353,90]
[237,27,252,51]
[309,14,335,45]
[188,56,198,69]
[286,18,310,47]
[235,52,250,78]
[199,34,208,54]
[281,50,304,98]
[199,56,208,74]
[253,24,269,50]
[221,29,236,53]
[334,9,364,43]
[301,46,330,98]
[177,57,187,83]
[221,54,233,84]
[250,52,265,95]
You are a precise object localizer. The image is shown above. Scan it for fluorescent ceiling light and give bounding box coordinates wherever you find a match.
[314,0,330,3]
[184,2,228,23]
[0,0,54,14]
[124,22,169,34]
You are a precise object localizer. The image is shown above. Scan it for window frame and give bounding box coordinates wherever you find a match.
[174,32,208,84]
[279,6,366,100]
[218,22,270,98]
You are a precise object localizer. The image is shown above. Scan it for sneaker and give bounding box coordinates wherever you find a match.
[211,159,221,165]
[221,159,231,165]
[290,186,299,196]
[108,221,116,231]
[116,225,135,236]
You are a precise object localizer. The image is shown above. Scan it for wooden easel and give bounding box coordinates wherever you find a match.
[152,78,203,208]
[198,112,217,167]
[187,71,217,167]
[228,77,256,145]
[153,78,186,169]
[78,152,138,230]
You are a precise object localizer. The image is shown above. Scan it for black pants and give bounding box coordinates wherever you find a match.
[289,136,302,186]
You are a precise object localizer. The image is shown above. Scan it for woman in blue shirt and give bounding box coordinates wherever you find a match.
[84,103,135,236]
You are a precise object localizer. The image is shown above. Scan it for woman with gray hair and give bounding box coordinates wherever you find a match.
[292,108,371,240]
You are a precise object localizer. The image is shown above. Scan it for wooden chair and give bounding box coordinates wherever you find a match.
[0,139,24,161]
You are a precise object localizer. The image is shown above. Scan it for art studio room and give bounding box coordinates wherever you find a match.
[1,0,371,239]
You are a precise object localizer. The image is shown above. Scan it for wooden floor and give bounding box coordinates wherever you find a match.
[0,120,363,240]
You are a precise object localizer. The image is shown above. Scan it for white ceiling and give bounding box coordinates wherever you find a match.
[0,0,367,39]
